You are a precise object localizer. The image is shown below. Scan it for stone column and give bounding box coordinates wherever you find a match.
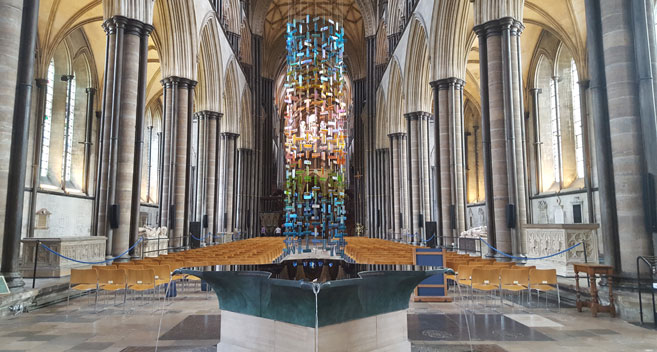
[366,35,377,237]
[83,88,96,193]
[374,149,384,238]
[388,134,401,239]
[129,19,151,257]
[585,0,656,277]
[0,0,38,287]
[432,78,466,246]
[405,112,431,243]
[204,111,221,238]
[193,112,205,223]
[93,16,153,259]
[220,132,239,233]
[577,81,595,224]
[27,78,48,239]
[529,88,542,194]
[0,0,23,262]
[473,16,527,256]
[235,148,245,235]
[159,77,196,249]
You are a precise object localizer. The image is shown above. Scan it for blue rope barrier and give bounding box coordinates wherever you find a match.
[40,237,144,264]
[478,237,581,260]
[190,233,205,242]
[422,235,436,243]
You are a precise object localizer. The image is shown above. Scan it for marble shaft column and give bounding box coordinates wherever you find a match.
[0,0,24,260]
[422,115,433,226]
[128,21,152,257]
[205,112,221,238]
[375,149,384,238]
[159,78,177,234]
[95,17,153,259]
[27,79,48,239]
[577,81,595,224]
[432,78,466,246]
[585,0,656,276]
[193,112,205,223]
[381,149,390,238]
[216,133,227,232]
[252,36,263,234]
[180,79,196,249]
[221,133,239,233]
[240,149,249,236]
[405,112,431,242]
[0,0,38,287]
[473,17,526,256]
[383,149,392,239]
[160,77,196,249]
[236,148,246,234]
[388,134,399,238]
[366,35,376,236]
[83,88,96,193]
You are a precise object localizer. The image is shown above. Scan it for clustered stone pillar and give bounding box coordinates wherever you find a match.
[404,112,432,243]
[432,78,466,247]
[242,148,254,236]
[158,77,196,250]
[235,147,246,235]
[95,16,153,260]
[218,132,239,234]
[194,112,206,226]
[203,111,222,240]
[373,148,389,238]
[585,0,657,277]
[388,132,408,240]
[473,16,527,256]
[365,35,377,237]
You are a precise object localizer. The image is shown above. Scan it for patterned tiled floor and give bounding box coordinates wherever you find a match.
[0,289,655,351]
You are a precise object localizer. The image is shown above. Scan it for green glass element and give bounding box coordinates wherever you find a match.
[183,269,444,328]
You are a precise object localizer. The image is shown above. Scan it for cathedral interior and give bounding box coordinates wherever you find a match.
[0,0,656,351]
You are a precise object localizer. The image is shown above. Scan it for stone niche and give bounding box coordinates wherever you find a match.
[524,224,599,276]
[21,237,107,277]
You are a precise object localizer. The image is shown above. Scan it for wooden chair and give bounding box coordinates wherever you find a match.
[97,268,127,310]
[92,264,116,270]
[529,269,560,309]
[126,268,156,309]
[67,269,98,309]
[500,268,529,306]
[470,268,501,307]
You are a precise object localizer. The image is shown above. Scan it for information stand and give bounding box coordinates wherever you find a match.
[413,248,452,302]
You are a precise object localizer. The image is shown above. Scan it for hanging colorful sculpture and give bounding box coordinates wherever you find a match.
[283,15,347,241]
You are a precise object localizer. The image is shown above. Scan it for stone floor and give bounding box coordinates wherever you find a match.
[0,286,655,352]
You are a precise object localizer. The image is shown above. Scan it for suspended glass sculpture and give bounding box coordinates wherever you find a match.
[283,15,347,241]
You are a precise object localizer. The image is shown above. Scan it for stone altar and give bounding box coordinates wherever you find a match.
[524,224,599,276]
[20,236,107,277]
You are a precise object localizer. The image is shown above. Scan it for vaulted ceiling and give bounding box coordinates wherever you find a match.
[262,0,365,80]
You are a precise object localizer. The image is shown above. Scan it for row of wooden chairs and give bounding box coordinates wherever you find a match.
[69,265,176,312]
[453,265,559,308]
[344,237,417,265]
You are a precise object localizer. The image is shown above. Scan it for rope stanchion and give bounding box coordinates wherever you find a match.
[478,237,581,260]
[40,237,144,264]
